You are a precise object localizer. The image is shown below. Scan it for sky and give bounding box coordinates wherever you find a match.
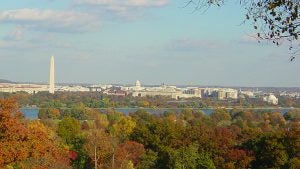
[0,0,299,87]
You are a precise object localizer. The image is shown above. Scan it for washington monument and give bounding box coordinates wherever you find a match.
[49,56,55,94]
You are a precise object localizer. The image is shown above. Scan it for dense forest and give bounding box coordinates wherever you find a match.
[0,97,299,169]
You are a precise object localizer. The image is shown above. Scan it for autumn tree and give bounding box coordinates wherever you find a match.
[181,108,194,121]
[137,100,150,108]
[111,116,136,142]
[284,109,300,121]
[94,113,110,129]
[210,108,232,126]
[0,98,71,168]
[84,129,114,169]
[115,141,145,169]
[38,107,61,119]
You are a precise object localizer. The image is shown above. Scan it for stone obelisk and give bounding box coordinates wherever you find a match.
[49,56,55,94]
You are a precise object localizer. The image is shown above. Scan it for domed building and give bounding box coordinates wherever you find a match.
[134,80,142,91]
[263,94,278,105]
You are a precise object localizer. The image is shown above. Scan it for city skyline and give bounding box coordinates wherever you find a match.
[0,0,300,87]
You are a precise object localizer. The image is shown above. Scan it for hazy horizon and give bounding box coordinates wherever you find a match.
[2,78,300,88]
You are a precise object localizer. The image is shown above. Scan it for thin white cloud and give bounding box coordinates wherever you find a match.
[0,31,73,50]
[237,33,277,47]
[73,0,169,18]
[0,8,100,33]
[3,29,25,41]
[74,0,169,7]
[168,37,225,51]
[239,34,260,43]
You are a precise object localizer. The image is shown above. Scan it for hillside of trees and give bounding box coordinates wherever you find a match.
[1,98,299,169]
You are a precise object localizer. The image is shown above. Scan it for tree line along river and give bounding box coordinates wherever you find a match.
[20,107,299,119]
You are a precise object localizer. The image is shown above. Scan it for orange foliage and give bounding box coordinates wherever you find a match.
[0,98,71,168]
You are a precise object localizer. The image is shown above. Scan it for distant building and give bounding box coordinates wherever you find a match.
[180,88,202,99]
[131,81,201,100]
[263,94,278,105]
[103,87,127,96]
[56,85,89,92]
[202,88,219,97]
[89,84,112,92]
[239,90,255,98]
[0,83,48,94]
[132,84,181,99]
[202,88,238,100]
[218,89,227,100]
[135,80,142,91]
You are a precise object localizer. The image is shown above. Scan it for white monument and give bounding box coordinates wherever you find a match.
[49,56,55,94]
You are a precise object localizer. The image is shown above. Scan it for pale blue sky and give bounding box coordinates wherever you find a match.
[0,0,299,87]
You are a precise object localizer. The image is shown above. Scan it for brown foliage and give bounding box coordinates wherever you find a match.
[115,141,145,168]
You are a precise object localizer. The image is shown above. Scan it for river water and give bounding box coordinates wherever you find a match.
[20,107,296,119]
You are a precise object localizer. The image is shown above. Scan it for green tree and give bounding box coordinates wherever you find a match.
[70,102,88,120]
[245,133,289,169]
[171,144,199,169]
[124,160,134,169]
[138,150,158,169]
[100,97,110,108]
[70,136,89,169]
[284,109,300,121]
[197,152,216,169]
[57,117,81,145]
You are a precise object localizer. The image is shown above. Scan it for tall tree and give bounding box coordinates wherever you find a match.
[84,129,114,169]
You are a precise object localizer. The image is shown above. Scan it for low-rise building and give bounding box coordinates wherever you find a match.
[56,85,90,92]
[202,87,238,100]
[0,83,48,94]
[131,81,201,99]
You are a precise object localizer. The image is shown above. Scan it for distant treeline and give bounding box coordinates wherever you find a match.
[1,91,300,109]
